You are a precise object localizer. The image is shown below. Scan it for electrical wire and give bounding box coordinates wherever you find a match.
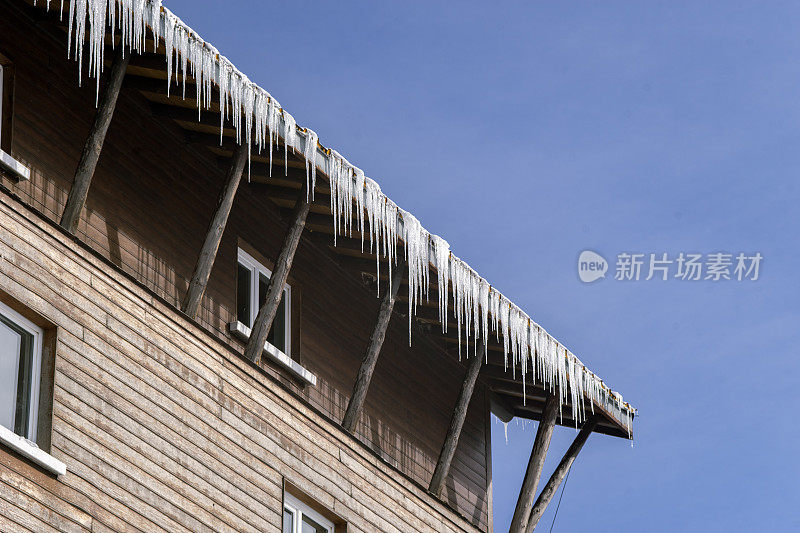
[548,465,572,533]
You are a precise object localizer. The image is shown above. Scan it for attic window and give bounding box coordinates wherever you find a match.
[0,54,29,181]
[0,56,11,153]
[236,248,291,356]
[229,247,316,386]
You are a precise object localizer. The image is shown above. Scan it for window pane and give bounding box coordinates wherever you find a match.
[258,272,269,309]
[0,316,22,432]
[270,296,286,353]
[0,314,33,437]
[237,263,251,327]
[14,328,33,437]
[301,514,328,533]
[283,508,294,533]
[259,274,287,354]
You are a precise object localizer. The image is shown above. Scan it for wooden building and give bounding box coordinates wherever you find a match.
[0,1,635,531]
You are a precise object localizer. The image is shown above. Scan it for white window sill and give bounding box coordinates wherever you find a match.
[229,321,317,386]
[0,149,30,181]
[0,424,66,476]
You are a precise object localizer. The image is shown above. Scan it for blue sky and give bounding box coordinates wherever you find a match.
[164,1,800,530]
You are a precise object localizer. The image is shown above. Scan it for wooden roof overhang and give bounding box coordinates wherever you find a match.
[25,0,634,440]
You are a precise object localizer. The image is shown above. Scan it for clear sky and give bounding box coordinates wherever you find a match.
[163,1,800,530]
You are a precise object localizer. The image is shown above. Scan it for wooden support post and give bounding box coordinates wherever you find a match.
[60,46,130,234]
[429,342,486,496]
[181,144,248,318]
[525,415,600,533]
[509,392,559,533]
[341,260,406,433]
[243,182,310,362]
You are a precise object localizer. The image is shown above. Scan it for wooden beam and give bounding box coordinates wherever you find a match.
[525,416,600,533]
[124,72,212,99]
[341,259,406,433]
[181,143,248,318]
[149,101,221,124]
[60,46,130,233]
[429,342,486,496]
[126,53,171,75]
[438,331,505,354]
[243,182,310,362]
[509,392,559,533]
[256,184,331,209]
[486,379,551,404]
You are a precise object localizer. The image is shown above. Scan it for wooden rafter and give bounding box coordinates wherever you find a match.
[243,182,310,362]
[60,46,130,233]
[525,416,600,532]
[428,342,486,496]
[341,258,406,433]
[509,393,559,533]
[182,143,248,318]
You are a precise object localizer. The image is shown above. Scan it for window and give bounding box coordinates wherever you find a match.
[0,59,9,152]
[0,297,64,476]
[0,54,29,180]
[231,247,315,385]
[283,493,335,533]
[236,248,291,357]
[0,300,42,440]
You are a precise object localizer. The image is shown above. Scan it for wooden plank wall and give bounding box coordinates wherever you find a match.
[0,1,490,530]
[0,191,483,532]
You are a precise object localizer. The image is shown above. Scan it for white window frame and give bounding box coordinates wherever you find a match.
[0,300,42,441]
[0,62,30,181]
[283,493,335,533]
[229,249,315,385]
[236,248,292,357]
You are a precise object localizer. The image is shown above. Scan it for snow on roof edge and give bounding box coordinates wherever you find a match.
[48,0,636,436]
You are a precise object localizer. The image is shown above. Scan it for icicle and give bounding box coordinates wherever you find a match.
[451,258,464,357]
[328,149,357,244]
[499,297,510,371]
[163,11,175,96]
[470,269,481,358]
[401,210,430,345]
[364,178,383,293]
[303,129,319,199]
[432,236,450,333]
[489,289,500,342]
[479,279,489,361]
[267,96,281,174]
[327,150,341,241]
[352,166,366,250]
[283,111,297,176]
[382,197,399,295]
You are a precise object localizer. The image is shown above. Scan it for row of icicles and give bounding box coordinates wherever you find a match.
[46,0,634,435]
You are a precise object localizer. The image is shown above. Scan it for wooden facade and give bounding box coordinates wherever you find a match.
[0,1,634,531]
[0,1,491,530]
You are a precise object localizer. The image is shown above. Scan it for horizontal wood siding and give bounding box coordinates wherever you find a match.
[0,187,484,532]
[0,2,489,531]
